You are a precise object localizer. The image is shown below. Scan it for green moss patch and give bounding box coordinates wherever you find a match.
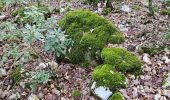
[109,92,124,100]
[101,48,142,75]
[160,9,170,16]
[92,64,126,89]
[59,9,124,66]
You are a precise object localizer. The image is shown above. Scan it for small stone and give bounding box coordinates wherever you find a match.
[9,92,20,100]
[0,68,7,77]
[50,84,55,89]
[144,66,151,72]
[20,82,25,89]
[52,88,60,95]
[154,94,161,100]
[28,94,39,100]
[36,62,48,69]
[121,5,131,12]
[45,93,53,100]
[91,82,112,100]
[48,61,58,71]
[142,53,152,65]
[38,93,44,98]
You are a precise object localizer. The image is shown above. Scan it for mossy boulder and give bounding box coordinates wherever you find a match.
[92,64,126,89]
[59,9,124,66]
[101,48,142,75]
[109,92,124,100]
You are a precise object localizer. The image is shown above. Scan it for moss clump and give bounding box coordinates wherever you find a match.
[10,67,21,84]
[109,92,124,100]
[71,89,81,98]
[101,48,142,75]
[160,9,170,16]
[59,9,124,66]
[92,64,126,89]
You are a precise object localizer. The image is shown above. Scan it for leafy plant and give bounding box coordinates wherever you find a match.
[10,66,22,84]
[0,21,21,43]
[27,70,50,91]
[164,29,170,39]
[32,70,50,84]
[148,0,155,16]
[22,24,45,44]
[1,0,24,7]
[44,28,73,57]
[22,6,46,26]
[71,89,81,98]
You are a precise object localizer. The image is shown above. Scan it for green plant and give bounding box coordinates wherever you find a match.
[32,70,50,84]
[161,0,170,5]
[92,64,126,89]
[44,28,73,58]
[102,7,111,15]
[26,70,50,91]
[109,92,124,100]
[84,0,100,7]
[160,9,170,16]
[148,0,155,16]
[131,5,141,11]
[71,89,81,98]
[59,9,124,66]
[10,66,21,84]
[12,6,49,24]
[164,29,170,39]
[101,48,143,75]
[1,0,24,7]
[0,21,22,42]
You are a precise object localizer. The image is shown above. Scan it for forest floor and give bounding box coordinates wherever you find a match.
[0,0,170,100]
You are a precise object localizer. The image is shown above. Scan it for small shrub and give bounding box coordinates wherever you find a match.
[101,48,142,75]
[109,92,124,100]
[59,9,124,66]
[10,66,21,84]
[92,64,126,89]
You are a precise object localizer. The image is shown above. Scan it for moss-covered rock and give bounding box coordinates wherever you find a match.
[59,9,124,66]
[92,64,126,89]
[101,48,142,75]
[109,92,124,100]
[160,9,170,16]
